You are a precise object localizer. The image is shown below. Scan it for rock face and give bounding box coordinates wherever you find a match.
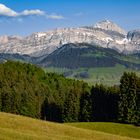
[94,20,126,35]
[127,30,140,44]
[0,20,140,56]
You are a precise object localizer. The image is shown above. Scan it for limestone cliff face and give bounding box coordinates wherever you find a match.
[127,30,140,44]
[0,20,140,56]
[94,20,126,35]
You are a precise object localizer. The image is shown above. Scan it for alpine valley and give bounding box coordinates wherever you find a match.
[1,20,140,85]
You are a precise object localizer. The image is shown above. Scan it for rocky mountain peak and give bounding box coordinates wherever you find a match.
[94,20,127,35]
[0,20,140,56]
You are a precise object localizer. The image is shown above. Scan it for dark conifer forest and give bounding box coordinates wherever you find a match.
[0,61,140,125]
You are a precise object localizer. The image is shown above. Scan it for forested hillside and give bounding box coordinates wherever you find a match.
[1,44,140,86]
[0,61,140,124]
[41,43,140,69]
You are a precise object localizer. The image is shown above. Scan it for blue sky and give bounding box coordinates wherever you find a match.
[0,0,140,36]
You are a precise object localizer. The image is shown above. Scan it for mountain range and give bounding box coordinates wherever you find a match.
[0,20,140,85]
[0,20,140,57]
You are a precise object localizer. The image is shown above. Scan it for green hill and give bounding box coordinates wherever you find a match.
[0,112,139,140]
[40,43,140,69]
[43,43,140,86]
[1,43,140,86]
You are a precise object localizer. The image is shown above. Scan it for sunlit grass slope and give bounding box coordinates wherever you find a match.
[0,112,139,140]
[67,122,140,139]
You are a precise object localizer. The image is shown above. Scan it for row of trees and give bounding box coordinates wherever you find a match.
[0,61,140,124]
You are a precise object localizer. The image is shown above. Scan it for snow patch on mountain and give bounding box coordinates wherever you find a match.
[116,38,129,45]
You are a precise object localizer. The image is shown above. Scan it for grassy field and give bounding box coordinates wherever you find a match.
[67,122,140,139]
[0,112,139,140]
[44,64,140,86]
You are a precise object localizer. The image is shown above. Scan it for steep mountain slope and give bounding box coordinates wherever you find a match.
[40,43,140,69]
[1,42,140,85]
[0,20,140,56]
[1,43,140,70]
[127,30,140,44]
[0,53,33,63]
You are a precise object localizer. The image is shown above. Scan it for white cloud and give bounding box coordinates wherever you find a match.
[0,3,18,17]
[0,3,65,20]
[21,10,45,16]
[0,3,45,17]
[47,13,65,20]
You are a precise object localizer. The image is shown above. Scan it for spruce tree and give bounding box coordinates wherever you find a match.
[63,89,80,122]
[119,72,138,123]
[80,91,92,122]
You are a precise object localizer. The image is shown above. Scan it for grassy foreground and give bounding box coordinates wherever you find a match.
[67,122,140,139]
[0,112,139,140]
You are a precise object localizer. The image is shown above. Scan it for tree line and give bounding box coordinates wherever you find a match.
[0,61,139,124]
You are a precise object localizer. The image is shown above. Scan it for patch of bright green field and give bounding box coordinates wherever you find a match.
[67,122,140,139]
[117,55,140,64]
[44,64,140,86]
